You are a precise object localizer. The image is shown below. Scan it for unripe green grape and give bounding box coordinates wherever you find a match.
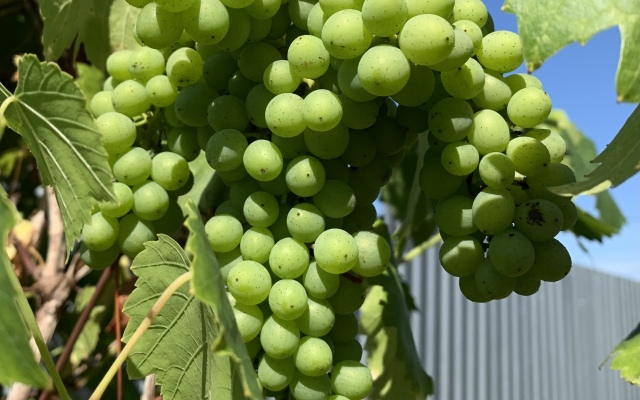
[217,247,243,281]
[488,228,535,277]
[303,89,343,132]
[472,187,515,235]
[228,71,257,100]
[467,109,510,155]
[230,177,260,208]
[507,87,552,128]
[303,261,340,299]
[258,170,290,196]
[441,58,485,100]
[243,191,279,228]
[197,125,215,150]
[269,237,310,279]
[217,163,249,183]
[266,93,307,137]
[478,152,515,189]
[337,57,377,102]
[504,73,543,94]
[174,83,219,127]
[90,91,116,117]
[80,242,120,270]
[357,45,410,96]
[530,239,571,282]
[286,156,327,197]
[96,112,136,155]
[307,3,328,37]
[272,135,308,161]
[472,69,512,111]
[524,129,566,163]
[154,200,185,235]
[106,50,134,81]
[245,83,276,128]
[319,0,366,16]
[207,95,249,132]
[135,3,184,49]
[202,53,236,91]
[205,129,248,172]
[506,184,529,206]
[350,231,389,277]
[514,199,564,242]
[391,63,435,107]
[419,149,464,199]
[314,229,358,274]
[294,337,333,377]
[327,313,358,343]
[163,103,185,127]
[341,129,376,167]
[243,139,283,181]
[237,43,282,84]
[111,80,150,117]
[476,30,523,73]
[216,200,245,222]
[156,0,196,12]
[82,212,119,251]
[439,235,483,277]
[166,47,203,86]
[322,158,350,182]
[127,47,165,82]
[145,75,178,107]
[246,0,280,19]
[427,97,474,142]
[321,10,372,60]
[297,296,335,337]
[99,182,133,218]
[559,201,578,231]
[167,126,201,161]
[458,274,490,303]
[103,77,122,92]
[331,360,373,399]
[112,148,152,186]
[240,226,275,263]
[525,162,576,206]
[205,214,243,252]
[269,279,308,320]
[261,314,300,358]
[266,4,291,39]
[182,0,229,45]
[406,0,453,18]
[228,260,272,305]
[474,258,515,300]
[304,124,350,160]
[117,214,156,258]
[332,338,363,364]
[361,0,407,37]
[328,276,365,314]
[449,0,487,27]
[513,270,541,296]
[131,180,170,220]
[288,35,331,79]
[289,0,317,29]
[440,141,479,176]
[355,153,392,188]
[289,372,332,400]
[287,203,325,243]
[269,204,293,241]
[264,60,302,94]
[313,180,356,218]
[258,355,296,391]
[453,19,483,54]
[232,302,264,342]
[430,26,474,72]
[343,203,377,230]
[506,136,551,178]
[399,14,455,66]
[151,152,190,191]
[434,195,476,236]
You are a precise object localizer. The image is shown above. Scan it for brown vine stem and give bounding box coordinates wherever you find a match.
[113,265,123,400]
[89,270,193,400]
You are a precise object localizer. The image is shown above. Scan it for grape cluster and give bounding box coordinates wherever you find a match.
[77,0,577,396]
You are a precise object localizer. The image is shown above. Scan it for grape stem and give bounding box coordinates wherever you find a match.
[89,270,193,400]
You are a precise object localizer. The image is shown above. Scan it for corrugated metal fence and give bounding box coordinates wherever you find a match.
[397,245,640,400]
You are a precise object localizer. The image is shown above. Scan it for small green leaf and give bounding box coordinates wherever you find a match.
[571,207,619,241]
[184,201,263,400]
[503,0,640,102]
[0,187,49,388]
[0,55,115,256]
[602,322,640,386]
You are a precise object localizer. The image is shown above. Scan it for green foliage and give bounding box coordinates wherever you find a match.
[0,55,115,256]
[74,63,106,107]
[503,0,640,102]
[0,187,49,388]
[602,322,640,386]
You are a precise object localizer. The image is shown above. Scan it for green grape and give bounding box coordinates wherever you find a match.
[430,26,474,72]
[232,302,264,342]
[339,95,378,129]
[174,83,219,127]
[182,0,230,45]
[472,187,515,235]
[467,109,510,155]
[341,129,377,167]
[111,80,150,117]
[488,228,535,277]
[297,296,335,337]
[288,35,331,79]
[449,0,487,27]
[458,274,490,302]
[106,50,134,81]
[331,361,372,399]
[205,214,243,252]
[327,313,357,343]
[343,203,377,230]
[506,184,529,205]
[82,212,119,251]
[353,154,392,189]
[217,163,249,183]
[434,195,476,236]
[530,239,571,282]
[350,230,390,277]
[289,372,332,400]
[266,93,307,137]
[504,73,543,94]
[361,0,407,37]
[229,176,261,207]
[347,171,379,204]
[406,0,454,18]
[151,152,190,191]
[238,42,282,82]
[246,0,280,19]
[289,0,318,30]
[391,63,435,107]
[328,276,365,314]
[439,236,483,277]
[472,69,512,111]
[166,47,204,86]
[127,47,165,82]
[319,0,365,16]
[240,226,274,263]
[474,258,515,300]
[332,338,363,364]
[524,129,566,163]
[453,19,483,54]
[506,136,551,177]
[117,214,156,258]
[313,180,356,218]
[228,260,272,305]
[261,315,300,358]
[216,200,246,222]
[398,14,455,66]
[207,95,249,132]
[321,10,372,60]
[427,97,474,142]
[259,169,291,196]
[96,112,136,155]
[100,182,133,218]
[91,91,116,117]
[357,45,410,96]
[220,0,254,8]
[264,60,302,94]
[286,156,327,197]
[145,75,178,107]
[269,279,309,320]
[112,148,152,186]
[205,128,248,172]
[217,247,243,281]
[294,337,333,377]
[288,24,310,48]
[245,83,276,128]
[514,199,564,242]
[271,203,293,241]
[303,124,350,160]
[314,228,358,274]
[440,141,479,176]
[154,200,185,235]
[265,4,291,39]
[203,53,237,91]
[325,216,344,230]
[478,152,515,189]
[513,270,541,296]
[258,355,296,391]
[163,103,186,127]
[195,41,220,60]
[507,87,552,128]
[271,134,308,160]
[307,3,328,37]
[476,30,523,73]
[287,203,325,243]
[243,191,280,228]
[419,149,464,199]
[80,242,120,270]
[243,139,283,181]
[304,89,343,132]
[321,158,350,182]
[131,180,170,220]
[156,0,196,12]
[197,125,215,150]
[135,3,183,49]
[167,126,201,161]
[269,237,310,279]
[440,58,485,99]
[302,261,340,299]
[559,201,578,231]
[525,162,576,206]
[337,57,377,102]
[102,77,121,92]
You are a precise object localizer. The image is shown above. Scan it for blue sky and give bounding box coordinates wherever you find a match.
[489,3,640,281]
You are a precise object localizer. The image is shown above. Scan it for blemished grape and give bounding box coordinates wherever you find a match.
[287,203,325,243]
[227,260,272,305]
[331,361,373,399]
[258,355,296,391]
[514,199,564,242]
[297,296,335,337]
[288,35,331,78]
[294,336,333,376]
[269,237,310,279]
[117,214,156,258]
[82,212,119,251]
[488,228,535,277]
[269,279,309,320]
[128,47,165,82]
[530,239,572,282]
[314,228,359,274]
[476,30,523,73]
[302,261,340,299]
[474,258,515,300]
[439,236,483,277]
[205,214,243,252]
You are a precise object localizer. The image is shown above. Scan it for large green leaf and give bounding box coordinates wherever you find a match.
[602,322,640,386]
[0,187,49,388]
[122,235,231,399]
[185,201,263,400]
[0,55,115,255]
[503,0,640,102]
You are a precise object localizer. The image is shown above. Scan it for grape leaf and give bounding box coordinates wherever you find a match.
[0,55,115,256]
[0,187,49,388]
[109,0,142,54]
[502,0,640,102]
[184,201,263,400]
[602,322,640,386]
[74,63,106,108]
[122,235,232,399]
[177,152,226,215]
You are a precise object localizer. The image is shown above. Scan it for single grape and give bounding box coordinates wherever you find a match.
[182,0,230,45]
[288,35,331,79]
[269,279,309,320]
[294,336,333,377]
[398,14,455,66]
[439,236,483,277]
[488,228,535,277]
[207,95,249,132]
[205,128,248,172]
[240,226,274,263]
[135,3,184,49]
[449,0,487,27]
[96,112,137,155]
[80,242,120,270]
[166,47,204,87]
[474,258,515,300]
[478,152,515,188]
[90,91,116,117]
[243,191,279,228]
[358,45,411,97]
[304,123,350,160]
[258,355,296,391]
[287,203,325,243]
[269,237,310,279]
[314,228,359,274]
[82,212,119,251]
[327,276,365,314]
[266,93,307,137]
[297,296,335,337]
[467,109,510,155]
[440,141,480,176]
[472,187,515,235]
[131,180,170,221]
[350,230,390,277]
[434,195,476,236]
[440,58,485,100]
[472,69,512,111]
[513,270,541,296]
[361,0,408,37]
[111,80,150,117]
[313,180,356,219]
[476,30,523,73]
[112,147,152,186]
[430,26,474,72]
[458,274,490,303]
[428,97,474,142]
[331,361,373,399]
[227,260,272,305]
[232,301,264,342]
[264,60,302,94]
[289,372,332,400]
[453,19,483,54]
[261,314,300,358]
[106,50,134,81]
[514,199,564,242]
[100,182,133,218]
[243,139,283,181]
[128,47,165,82]
[205,214,243,252]
[145,75,178,107]
[507,87,552,128]
[559,201,578,231]
[504,73,543,94]
[302,260,340,299]
[245,83,276,128]
[151,152,190,191]
[530,239,571,282]
[304,89,343,132]
[322,9,372,59]
[524,129,566,163]
[174,83,219,127]
[117,214,156,258]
